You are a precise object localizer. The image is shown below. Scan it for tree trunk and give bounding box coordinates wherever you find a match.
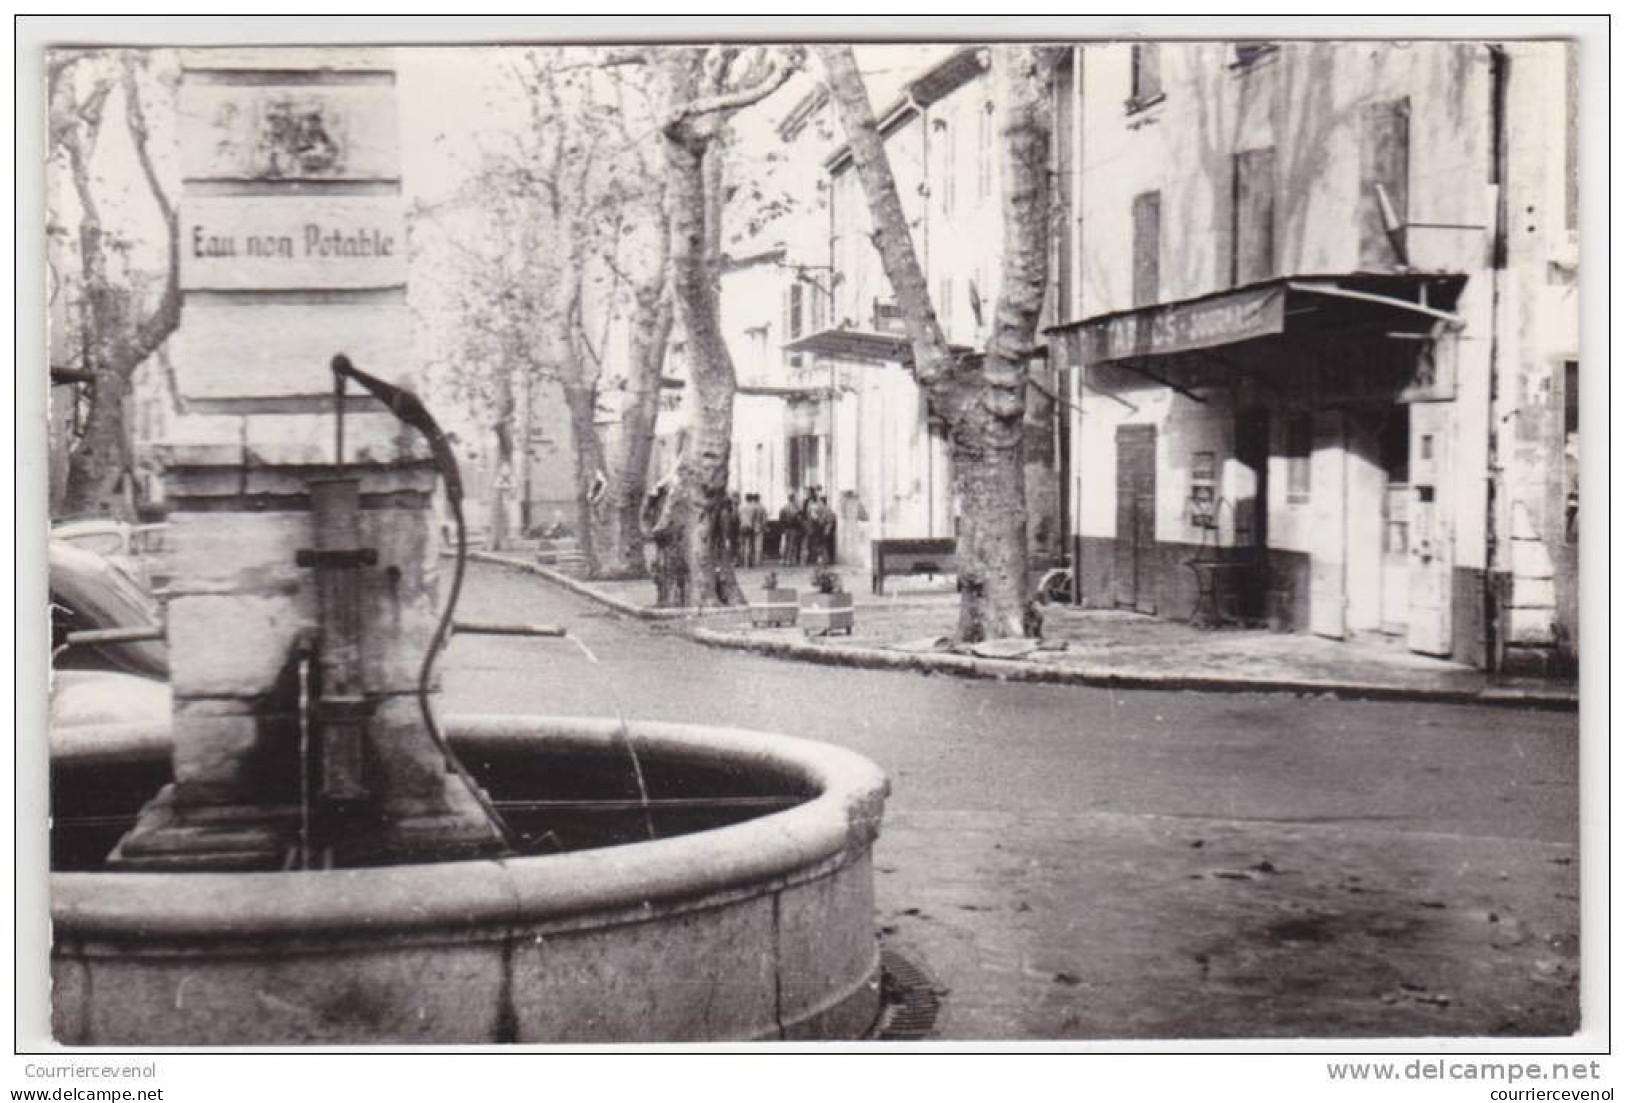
[487,367,516,551]
[561,372,608,573]
[951,421,1029,641]
[818,44,1058,641]
[63,358,131,518]
[597,289,673,578]
[816,47,955,392]
[54,55,181,520]
[663,53,745,607]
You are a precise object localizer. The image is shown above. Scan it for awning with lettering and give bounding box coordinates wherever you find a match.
[1044,273,1467,367]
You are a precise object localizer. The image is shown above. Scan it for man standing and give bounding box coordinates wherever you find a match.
[806,491,833,567]
[740,493,768,568]
[725,491,743,566]
[779,492,804,565]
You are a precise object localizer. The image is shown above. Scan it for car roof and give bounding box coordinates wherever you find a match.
[49,539,167,678]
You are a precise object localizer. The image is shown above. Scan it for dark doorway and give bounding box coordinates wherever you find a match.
[1114,424,1157,613]
[1234,408,1271,619]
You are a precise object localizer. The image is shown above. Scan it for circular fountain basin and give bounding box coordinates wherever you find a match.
[50,716,889,1045]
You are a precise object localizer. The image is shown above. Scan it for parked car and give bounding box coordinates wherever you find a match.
[51,517,170,590]
[49,538,167,680]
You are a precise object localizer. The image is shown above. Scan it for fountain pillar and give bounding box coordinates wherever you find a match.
[110,47,503,870]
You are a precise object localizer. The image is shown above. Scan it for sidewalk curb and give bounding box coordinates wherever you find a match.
[466,551,686,621]
[469,551,1578,712]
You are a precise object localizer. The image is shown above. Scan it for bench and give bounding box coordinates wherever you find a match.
[871,537,958,595]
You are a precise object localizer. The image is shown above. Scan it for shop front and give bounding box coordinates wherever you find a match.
[1050,273,1470,658]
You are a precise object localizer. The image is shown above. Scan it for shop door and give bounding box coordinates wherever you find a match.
[1343,415,1387,634]
[1406,403,1453,656]
[1308,410,1348,639]
[1234,408,1270,619]
[1379,408,1411,635]
[1114,424,1157,613]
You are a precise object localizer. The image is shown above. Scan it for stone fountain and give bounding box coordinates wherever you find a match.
[49,47,888,1044]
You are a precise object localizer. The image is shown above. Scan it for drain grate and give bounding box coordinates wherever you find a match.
[872,947,941,1040]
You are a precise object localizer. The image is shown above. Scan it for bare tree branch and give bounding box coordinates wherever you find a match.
[122,53,180,362]
[664,46,803,136]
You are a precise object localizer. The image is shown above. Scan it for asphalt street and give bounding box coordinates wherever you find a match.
[443,560,1582,1041]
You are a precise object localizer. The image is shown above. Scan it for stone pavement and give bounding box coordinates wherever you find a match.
[469,552,1577,709]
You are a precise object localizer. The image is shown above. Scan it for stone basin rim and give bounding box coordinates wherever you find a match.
[52,714,891,942]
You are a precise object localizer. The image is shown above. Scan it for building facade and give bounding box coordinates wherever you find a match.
[725,246,827,515]
[1050,41,1578,672]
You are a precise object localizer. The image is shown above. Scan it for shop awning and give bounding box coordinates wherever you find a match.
[663,375,825,399]
[1044,273,1467,366]
[739,382,827,399]
[783,326,975,364]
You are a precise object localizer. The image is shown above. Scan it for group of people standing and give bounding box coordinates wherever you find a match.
[713,487,836,568]
[776,487,836,567]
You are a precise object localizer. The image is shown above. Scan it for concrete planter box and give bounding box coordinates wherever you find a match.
[50,716,889,1045]
[750,588,799,628]
[801,592,855,636]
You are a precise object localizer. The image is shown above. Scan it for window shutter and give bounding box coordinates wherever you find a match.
[784,283,804,370]
[1131,190,1161,307]
[1359,98,1410,267]
[1565,46,1578,232]
[789,281,804,338]
[1132,44,1162,103]
[1233,147,1277,285]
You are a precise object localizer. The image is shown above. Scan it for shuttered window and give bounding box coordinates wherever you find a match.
[1054,52,1075,316]
[787,281,805,338]
[1232,42,1278,67]
[1131,190,1160,307]
[1359,98,1411,267]
[1565,45,1578,232]
[785,282,805,370]
[978,101,995,199]
[1232,147,1277,285]
[1129,44,1162,108]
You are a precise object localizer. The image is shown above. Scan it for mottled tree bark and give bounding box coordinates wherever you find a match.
[486,366,515,551]
[562,371,607,567]
[818,44,1058,641]
[662,60,743,606]
[596,286,673,578]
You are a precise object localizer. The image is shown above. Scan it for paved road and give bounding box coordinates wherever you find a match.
[444,560,1581,1041]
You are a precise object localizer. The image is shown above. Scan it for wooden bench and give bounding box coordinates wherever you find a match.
[871,537,958,595]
